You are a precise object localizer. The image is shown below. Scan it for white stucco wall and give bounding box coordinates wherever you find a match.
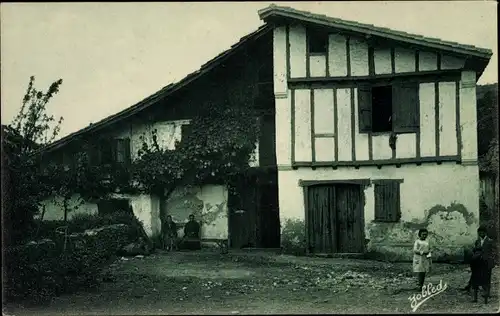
[419,51,438,71]
[162,184,228,239]
[278,163,478,223]
[273,26,288,96]
[38,194,99,221]
[111,118,259,166]
[289,24,307,78]
[310,55,327,77]
[274,23,482,258]
[40,183,229,240]
[275,24,474,165]
[394,48,416,73]
[460,71,479,163]
[277,163,480,250]
[40,111,256,237]
[349,37,369,76]
[287,83,462,163]
[374,47,391,74]
[285,25,465,79]
[39,192,161,237]
[329,33,348,77]
[108,119,188,160]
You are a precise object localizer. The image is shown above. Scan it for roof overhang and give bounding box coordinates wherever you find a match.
[258,5,492,76]
[36,25,272,155]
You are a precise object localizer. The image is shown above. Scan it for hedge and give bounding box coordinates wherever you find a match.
[4,209,148,305]
[4,224,131,304]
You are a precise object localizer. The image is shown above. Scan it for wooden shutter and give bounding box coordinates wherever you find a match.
[392,82,419,133]
[114,138,131,164]
[123,138,131,164]
[358,86,372,133]
[110,139,118,163]
[63,151,77,169]
[88,144,101,166]
[181,124,193,143]
[374,181,401,222]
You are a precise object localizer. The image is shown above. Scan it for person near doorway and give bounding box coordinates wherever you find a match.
[162,215,178,251]
[467,226,495,303]
[413,228,431,291]
[183,214,201,250]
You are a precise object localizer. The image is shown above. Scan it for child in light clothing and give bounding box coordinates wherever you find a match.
[413,228,432,290]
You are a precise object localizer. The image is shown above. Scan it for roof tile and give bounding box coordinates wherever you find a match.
[259,4,492,57]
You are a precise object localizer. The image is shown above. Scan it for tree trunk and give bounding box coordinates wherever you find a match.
[34,204,46,239]
[63,197,69,252]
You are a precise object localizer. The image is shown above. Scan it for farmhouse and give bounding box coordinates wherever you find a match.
[39,5,492,259]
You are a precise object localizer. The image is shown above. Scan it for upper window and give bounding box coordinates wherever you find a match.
[115,139,131,163]
[358,82,419,134]
[181,123,193,144]
[372,86,393,133]
[308,30,328,54]
[89,138,131,166]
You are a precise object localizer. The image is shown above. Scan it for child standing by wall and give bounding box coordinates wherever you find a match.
[413,228,432,290]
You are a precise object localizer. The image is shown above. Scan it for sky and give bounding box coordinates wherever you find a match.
[1,1,497,139]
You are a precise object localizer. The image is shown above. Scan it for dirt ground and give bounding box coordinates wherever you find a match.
[4,250,499,315]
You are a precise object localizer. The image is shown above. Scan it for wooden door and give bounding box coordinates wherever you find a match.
[307,185,337,253]
[307,184,365,254]
[258,181,280,248]
[336,184,365,253]
[228,177,258,249]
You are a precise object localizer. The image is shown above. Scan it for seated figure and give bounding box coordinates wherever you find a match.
[183,214,201,250]
[162,215,178,251]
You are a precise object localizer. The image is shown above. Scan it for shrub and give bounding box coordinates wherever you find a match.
[4,224,131,304]
[4,210,149,304]
[34,211,146,242]
[281,218,306,256]
[100,211,146,241]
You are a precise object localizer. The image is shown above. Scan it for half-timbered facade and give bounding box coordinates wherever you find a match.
[260,5,492,258]
[36,5,492,259]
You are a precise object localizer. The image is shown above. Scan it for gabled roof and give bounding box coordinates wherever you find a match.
[39,5,493,155]
[258,4,493,61]
[39,24,272,154]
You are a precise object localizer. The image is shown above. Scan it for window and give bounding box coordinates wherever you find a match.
[358,82,419,134]
[374,180,401,222]
[88,138,131,165]
[372,86,393,133]
[181,123,193,143]
[308,30,328,54]
[115,138,131,164]
[100,140,114,165]
[62,151,77,169]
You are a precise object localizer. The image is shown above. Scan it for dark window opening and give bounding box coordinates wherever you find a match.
[358,82,420,134]
[308,30,328,54]
[371,86,393,133]
[88,138,131,166]
[115,138,131,164]
[100,140,114,165]
[181,123,193,143]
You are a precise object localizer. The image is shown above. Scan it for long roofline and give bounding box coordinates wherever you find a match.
[38,24,272,154]
[39,5,493,155]
[258,4,493,60]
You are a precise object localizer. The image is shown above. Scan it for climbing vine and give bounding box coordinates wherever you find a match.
[131,96,260,213]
